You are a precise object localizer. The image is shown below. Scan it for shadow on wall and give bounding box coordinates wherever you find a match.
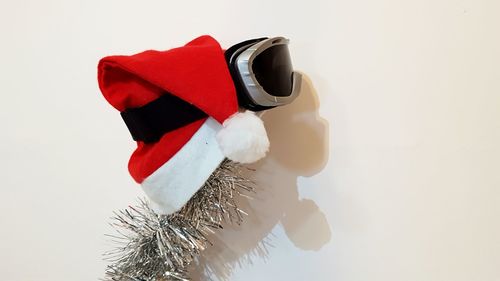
[190,74,331,280]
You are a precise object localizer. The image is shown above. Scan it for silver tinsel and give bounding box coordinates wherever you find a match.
[104,159,254,281]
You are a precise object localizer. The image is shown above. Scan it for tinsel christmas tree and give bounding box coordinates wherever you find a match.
[104,160,253,280]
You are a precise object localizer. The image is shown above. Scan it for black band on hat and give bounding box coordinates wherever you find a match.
[121,92,207,143]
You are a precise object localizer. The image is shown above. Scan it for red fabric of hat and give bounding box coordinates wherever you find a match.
[97,35,238,183]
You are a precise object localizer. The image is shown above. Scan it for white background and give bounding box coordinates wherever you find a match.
[1,0,499,280]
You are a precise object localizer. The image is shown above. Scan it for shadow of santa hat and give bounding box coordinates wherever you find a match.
[98,35,269,215]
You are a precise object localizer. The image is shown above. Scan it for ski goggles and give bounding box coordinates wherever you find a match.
[225,37,302,111]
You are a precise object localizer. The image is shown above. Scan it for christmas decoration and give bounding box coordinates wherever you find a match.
[97,35,300,280]
[98,35,260,216]
[104,159,252,280]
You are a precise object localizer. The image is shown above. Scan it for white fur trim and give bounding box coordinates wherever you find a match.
[141,117,225,215]
[216,110,269,163]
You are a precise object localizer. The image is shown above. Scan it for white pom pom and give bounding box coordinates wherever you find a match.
[216,110,270,163]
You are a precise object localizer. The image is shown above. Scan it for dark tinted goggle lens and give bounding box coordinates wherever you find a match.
[252,44,293,97]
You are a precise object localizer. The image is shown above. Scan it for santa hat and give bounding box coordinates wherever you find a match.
[98,35,269,215]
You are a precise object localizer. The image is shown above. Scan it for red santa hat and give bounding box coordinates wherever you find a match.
[97,35,269,215]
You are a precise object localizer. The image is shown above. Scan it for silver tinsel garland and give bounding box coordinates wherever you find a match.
[104,159,254,281]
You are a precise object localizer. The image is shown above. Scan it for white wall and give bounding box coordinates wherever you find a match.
[1,0,499,280]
